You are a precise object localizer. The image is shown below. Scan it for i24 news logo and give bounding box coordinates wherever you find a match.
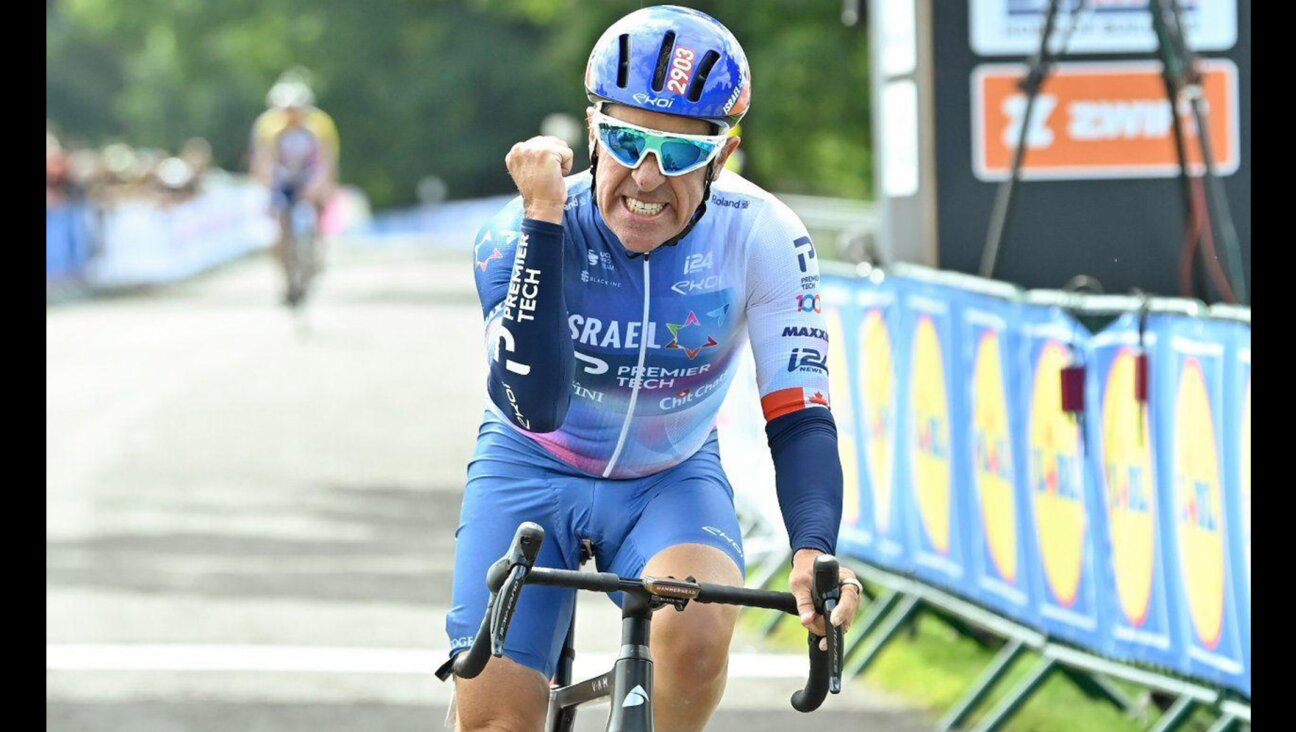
[787,348,828,373]
[684,251,713,274]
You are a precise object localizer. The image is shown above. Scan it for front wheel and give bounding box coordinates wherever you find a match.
[283,202,319,308]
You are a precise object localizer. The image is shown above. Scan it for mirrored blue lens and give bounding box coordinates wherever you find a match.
[659,140,715,173]
[600,124,646,167]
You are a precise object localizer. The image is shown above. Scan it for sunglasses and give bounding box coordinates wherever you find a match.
[592,110,729,177]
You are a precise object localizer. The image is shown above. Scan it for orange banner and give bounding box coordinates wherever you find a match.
[973,60,1239,181]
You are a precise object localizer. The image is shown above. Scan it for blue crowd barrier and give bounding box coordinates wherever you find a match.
[1089,312,1180,671]
[956,287,1038,625]
[1151,315,1247,692]
[363,195,514,248]
[46,181,279,291]
[741,265,1252,697]
[46,204,95,282]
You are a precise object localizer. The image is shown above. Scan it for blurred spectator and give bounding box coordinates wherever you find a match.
[180,137,214,177]
[51,138,232,208]
[47,126,76,209]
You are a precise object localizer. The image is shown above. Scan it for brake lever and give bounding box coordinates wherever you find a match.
[812,555,844,694]
[790,554,842,712]
[485,522,545,656]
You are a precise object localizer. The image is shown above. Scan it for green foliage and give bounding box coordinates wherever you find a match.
[46,0,872,209]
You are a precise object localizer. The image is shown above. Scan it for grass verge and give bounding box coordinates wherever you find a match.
[740,573,1226,731]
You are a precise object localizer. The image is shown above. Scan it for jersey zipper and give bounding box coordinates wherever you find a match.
[603,253,651,478]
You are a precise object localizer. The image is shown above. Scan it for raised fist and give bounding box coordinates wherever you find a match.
[505,136,574,224]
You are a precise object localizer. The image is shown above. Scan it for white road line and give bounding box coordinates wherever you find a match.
[47,644,809,679]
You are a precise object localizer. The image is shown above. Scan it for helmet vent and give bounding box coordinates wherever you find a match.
[617,34,631,87]
[650,31,677,93]
[686,50,721,102]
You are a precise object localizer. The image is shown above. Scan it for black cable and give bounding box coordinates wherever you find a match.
[1151,0,1247,304]
[979,0,1089,280]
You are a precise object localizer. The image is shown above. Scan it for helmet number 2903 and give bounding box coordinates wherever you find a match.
[666,48,696,96]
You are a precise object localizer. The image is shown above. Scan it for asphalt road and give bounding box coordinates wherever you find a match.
[46,241,935,731]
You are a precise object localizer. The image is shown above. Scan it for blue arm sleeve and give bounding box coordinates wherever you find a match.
[765,407,843,555]
[481,218,575,433]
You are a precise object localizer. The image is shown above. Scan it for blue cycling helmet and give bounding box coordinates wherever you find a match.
[585,5,751,130]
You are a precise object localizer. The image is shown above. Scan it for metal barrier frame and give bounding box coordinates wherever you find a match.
[739,539,1250,732]
[736,264,1250,730]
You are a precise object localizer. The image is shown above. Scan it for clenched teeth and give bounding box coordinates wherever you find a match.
[625,197,666,216]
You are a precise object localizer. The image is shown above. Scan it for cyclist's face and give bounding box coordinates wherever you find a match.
[590,105,738,254]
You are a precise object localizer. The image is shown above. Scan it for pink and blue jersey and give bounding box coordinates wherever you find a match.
[473,169,832,480]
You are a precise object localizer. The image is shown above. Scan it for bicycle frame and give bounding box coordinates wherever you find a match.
[545,583,658,731]
[439,522,844,732]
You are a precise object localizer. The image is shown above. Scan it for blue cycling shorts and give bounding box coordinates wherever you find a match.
[445,412,746,680]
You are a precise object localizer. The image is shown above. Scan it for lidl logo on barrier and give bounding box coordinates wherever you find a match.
[1030,341,1087,606]
[824,310,860,527]
[973,330,1017,582]
[1242,378,1250,588]
[1103,348,1157,627]
[911,315,952,554]
[860,309,896,534]
[1174,358,1226,649]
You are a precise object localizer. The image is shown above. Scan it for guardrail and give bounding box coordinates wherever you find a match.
[719,261,1250,731]
[46,181,373,294]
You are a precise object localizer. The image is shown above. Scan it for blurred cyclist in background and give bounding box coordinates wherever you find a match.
[250,70,340,305]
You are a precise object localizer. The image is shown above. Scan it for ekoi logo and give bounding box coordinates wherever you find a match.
[665,311,719,360]
[633,92,674,109]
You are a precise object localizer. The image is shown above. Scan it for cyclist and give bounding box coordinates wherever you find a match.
[447,6,863,730]
[249,71,339,305]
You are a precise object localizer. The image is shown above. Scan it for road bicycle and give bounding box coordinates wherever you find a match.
[281,193,320,309]
[438,522,846,731]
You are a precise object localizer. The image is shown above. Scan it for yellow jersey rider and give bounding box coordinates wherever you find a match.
[249,74,339,304]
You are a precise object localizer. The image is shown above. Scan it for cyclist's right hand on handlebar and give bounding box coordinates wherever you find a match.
[790,548,861,650]
[505,136,573,224]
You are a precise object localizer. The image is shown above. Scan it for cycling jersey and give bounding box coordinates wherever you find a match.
[272,127,322,183]
[474,169,832,481]
[252,107,340,167]
[251,107,339,202]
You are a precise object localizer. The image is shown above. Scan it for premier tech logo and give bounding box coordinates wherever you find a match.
[793,236,816,273]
